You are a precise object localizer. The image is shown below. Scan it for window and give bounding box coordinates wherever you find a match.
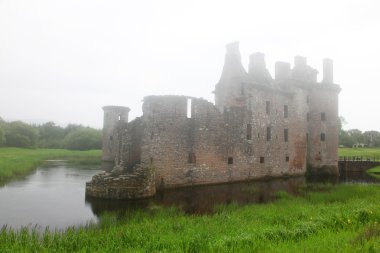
[150,157,153,164]
[247,124,252,140]
[284,129,288,142]
[228,157,233,165]
[321,112,326,121]
[110,136,113,140]
[320,133,326,141]
[118,115,121,121]
[267,126,271,141]
[187,99,192,118]
[307,112,310,122]
[284,105,288,118]
[266,101,270,114]
[188,152,196,164]
[260,157,265,163]
[286,156,289,162]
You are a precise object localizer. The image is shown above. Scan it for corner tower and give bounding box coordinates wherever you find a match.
[102,106,130,163]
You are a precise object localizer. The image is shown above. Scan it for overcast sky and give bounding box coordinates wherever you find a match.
[0,0,379,131]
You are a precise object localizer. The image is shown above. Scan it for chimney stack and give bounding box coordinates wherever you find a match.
[323,58,333,83]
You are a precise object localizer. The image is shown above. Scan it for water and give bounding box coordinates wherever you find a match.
[0,161,101,230]
[0,161,379,230]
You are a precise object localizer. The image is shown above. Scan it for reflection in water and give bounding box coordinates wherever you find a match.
[86,177,306,216]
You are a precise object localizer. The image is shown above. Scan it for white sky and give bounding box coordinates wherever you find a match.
[0,0,379,131]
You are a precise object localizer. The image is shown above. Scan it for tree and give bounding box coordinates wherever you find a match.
[5,121,38,148]
[37,122,65,148]
[62,127,102,150]
[0,126,5,146]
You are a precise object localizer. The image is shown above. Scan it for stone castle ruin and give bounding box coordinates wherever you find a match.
[86,42,341,199]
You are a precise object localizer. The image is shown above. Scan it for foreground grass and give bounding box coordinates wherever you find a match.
[339,147,380,158]
[1,184,379,252]
[0,148,101,182]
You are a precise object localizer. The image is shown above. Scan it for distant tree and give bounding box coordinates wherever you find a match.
[0,126,5,146]
[37,122,65,148]
[363,131,380,147]
[5,121,38,148]
[62,127,101,150]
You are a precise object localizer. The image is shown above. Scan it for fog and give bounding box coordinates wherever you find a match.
[1,0,379,130]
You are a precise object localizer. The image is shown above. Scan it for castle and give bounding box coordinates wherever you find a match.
[86,42,341,199]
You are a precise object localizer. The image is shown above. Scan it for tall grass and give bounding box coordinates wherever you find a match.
[0,184,379,252]
[0,148,101,182]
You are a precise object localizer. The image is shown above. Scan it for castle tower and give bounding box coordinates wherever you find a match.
[307,59,341,175]
[102,105,130,163]
[214,42,248,111]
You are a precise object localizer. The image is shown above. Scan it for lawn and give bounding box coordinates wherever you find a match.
[339,147,380,159]
[0,148,101,182]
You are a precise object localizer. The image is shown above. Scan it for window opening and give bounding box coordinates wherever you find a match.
[320,133,326,141]
[286,156,289,162]
[321,112,326,121]
[187,98,192,118]
[188,152,196,164]
[284,105,288,118]
[284,129,288,142]
[266,101,270,114]
[260,157,265,163]
[247,124,252,140]
[267,126,271,141]
[228,157,233,164]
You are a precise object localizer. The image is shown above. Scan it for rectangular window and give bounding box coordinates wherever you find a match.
[284,105,288,118]
[321,112,326,121]
[247,124,252,140]
[284,129,288,142]
[286,156,289,162]
[266,101,270,114]
[307,112,310,122]
[188,152,196,164]
[267,126,271,141]
[260,157,265,163]
[228,157,233,165]
[320,133,326,141]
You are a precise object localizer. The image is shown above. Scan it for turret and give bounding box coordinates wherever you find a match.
[102,105,130,162]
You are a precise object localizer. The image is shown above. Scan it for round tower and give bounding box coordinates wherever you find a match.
[102,105,130,162]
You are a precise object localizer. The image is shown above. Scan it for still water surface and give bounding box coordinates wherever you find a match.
[0,161,378,230]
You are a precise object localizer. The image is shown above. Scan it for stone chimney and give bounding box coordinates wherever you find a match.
[323,58,333,83]
[248,52,272,83]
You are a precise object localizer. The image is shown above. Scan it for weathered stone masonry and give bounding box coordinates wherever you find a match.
[86,42,341,199]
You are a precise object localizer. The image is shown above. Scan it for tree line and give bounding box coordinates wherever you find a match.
[0,117,101,150]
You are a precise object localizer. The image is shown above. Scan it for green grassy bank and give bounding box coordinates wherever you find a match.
[0,148,101,182]
[339,147,380,158]
[0,184,379,252]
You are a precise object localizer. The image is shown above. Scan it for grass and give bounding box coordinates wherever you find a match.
[0,184,379,252]
[339,147,380,159]
[0,147,101,182]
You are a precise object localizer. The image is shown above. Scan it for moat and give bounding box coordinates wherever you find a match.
[0,161,379,231]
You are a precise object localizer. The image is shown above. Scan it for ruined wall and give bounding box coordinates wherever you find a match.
[102,106,130,162]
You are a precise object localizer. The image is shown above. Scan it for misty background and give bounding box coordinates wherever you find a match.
[1,0,379,130]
